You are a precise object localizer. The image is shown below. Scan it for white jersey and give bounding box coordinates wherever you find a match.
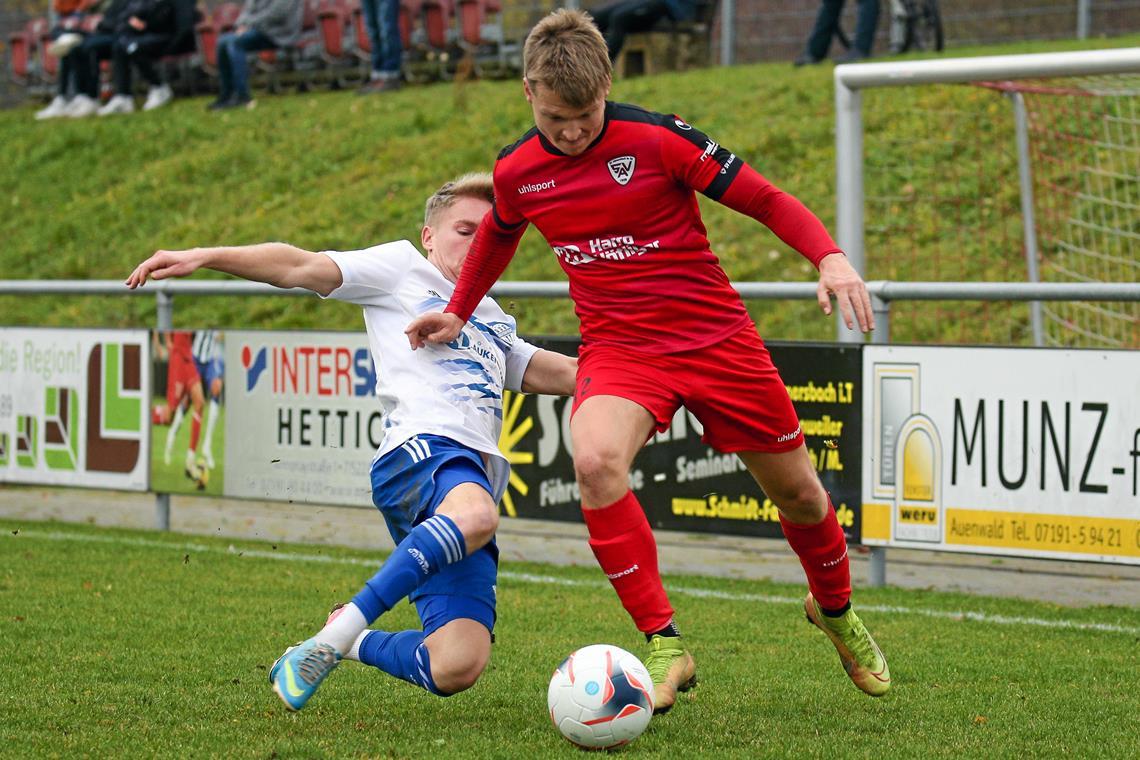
[323,240,538,503]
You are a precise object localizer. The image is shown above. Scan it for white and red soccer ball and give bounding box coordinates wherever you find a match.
[547,644,654,750]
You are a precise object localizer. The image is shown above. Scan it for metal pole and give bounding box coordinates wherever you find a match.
[834,71,865,344]
[155,493,171,531]
[719,0,735,67]
[1076,0,1091,40]
[156,290,173,331]
[1011,92,1045,346]
[155,289,173,530]
[866,289,890,586]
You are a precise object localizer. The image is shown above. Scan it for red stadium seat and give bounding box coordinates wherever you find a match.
[456,0,499,47]
[38,22,59,80]
[195,3,241,72]
[318,0,355,61]
[8,23,35,86]
[399,0,422,50]
[420,0,452,50]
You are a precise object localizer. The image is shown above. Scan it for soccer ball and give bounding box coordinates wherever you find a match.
[547,644,654,750]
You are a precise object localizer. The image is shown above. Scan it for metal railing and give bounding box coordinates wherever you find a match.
[3,278,1138,583]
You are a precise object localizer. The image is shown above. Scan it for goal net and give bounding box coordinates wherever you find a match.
[857,69,1139,348]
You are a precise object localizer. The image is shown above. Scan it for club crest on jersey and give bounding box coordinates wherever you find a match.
[607,155,636,186]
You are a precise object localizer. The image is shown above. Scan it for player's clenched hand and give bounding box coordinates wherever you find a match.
[405,312,464,350]
[817,252,874,333]
[125,249,204,289]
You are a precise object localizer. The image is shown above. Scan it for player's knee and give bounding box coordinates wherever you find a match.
[774,479,828,523]
[574,447,625,492]
[463,502,499,549]
[432,654,489,695]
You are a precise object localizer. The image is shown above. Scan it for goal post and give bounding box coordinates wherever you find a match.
[834,48,1140,347]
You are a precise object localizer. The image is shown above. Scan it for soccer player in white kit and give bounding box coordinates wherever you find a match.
[126,173,578,710]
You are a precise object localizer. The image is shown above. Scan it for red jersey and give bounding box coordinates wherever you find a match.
[447,102,842,354]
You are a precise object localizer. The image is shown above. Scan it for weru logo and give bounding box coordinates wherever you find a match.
[497,388,535,517]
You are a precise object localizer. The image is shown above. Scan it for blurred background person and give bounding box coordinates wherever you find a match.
[98,0,198,115]
[794,0,880,66]
[207,0,303,111]
[589,0,697,63]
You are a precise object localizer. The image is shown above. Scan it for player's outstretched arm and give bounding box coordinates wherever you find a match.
[126,243,343,296]
[405,311,464,349]
[817,252,874,333]
[520,350,578,396]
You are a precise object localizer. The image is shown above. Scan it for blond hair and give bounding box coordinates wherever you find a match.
[523,9,611,108]
[424,172,495,226]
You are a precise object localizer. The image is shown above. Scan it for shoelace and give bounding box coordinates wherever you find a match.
[296,645,337,685]
[832,614,878,666]
[645,639,683,680]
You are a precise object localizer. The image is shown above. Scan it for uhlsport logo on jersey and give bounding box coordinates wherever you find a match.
[607,156,636,186]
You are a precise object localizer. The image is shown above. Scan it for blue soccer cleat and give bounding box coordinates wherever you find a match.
[271,638,342,711]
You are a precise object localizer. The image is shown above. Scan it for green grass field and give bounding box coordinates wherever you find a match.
[3,521,1137,758]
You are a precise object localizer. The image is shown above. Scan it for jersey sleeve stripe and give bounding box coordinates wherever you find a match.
[702,149,745,201]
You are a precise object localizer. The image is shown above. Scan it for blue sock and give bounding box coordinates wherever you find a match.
[352,514,466,622]
[357,630,445,696]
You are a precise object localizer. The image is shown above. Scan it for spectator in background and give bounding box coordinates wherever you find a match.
[35,0,96,119]
[97,0,198,115]
[357,0,403,94]
[207,0,303,111]
[794,0,880,65]
[589,0,697,62]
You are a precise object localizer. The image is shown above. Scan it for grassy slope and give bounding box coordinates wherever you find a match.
[2,35,1137,341]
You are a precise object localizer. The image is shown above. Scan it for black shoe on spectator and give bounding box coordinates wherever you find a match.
[793,52,824,67]
[209,94,255,111]
[834,49,868,63]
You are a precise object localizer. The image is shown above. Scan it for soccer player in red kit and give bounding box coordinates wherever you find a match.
[407,9,891,709]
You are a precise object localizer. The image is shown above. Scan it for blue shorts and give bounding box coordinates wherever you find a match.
[370,435,498,636]
[194,357,224,394]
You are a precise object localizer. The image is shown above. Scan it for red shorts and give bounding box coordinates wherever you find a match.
[166,342,199,410]
[571,327,804,453]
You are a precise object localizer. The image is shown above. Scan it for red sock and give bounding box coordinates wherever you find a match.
[780,494,851,611]
[189,411,201,453]
[582,491,674,634]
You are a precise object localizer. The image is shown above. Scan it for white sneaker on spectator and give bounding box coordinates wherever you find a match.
[65,94,100,118]
[47,32,83,59]
[35,95,71,120]
[143,84,173,111]
[98,95,135,116]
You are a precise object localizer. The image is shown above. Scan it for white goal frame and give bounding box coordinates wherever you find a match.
[833,47,1140,344]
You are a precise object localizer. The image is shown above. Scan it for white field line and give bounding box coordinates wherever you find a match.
[10,528,1140,637]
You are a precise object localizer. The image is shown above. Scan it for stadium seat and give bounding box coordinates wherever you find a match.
[8,21,37,87]
[194,2,241,75]
[455,0,500,47]
[399,0,421,51]
[257,0,327,93]
[38,22,60,83]
[318,0,350,60]
[420,0,453,51]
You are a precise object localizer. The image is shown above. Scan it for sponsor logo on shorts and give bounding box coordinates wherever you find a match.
[776,426,802,443]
